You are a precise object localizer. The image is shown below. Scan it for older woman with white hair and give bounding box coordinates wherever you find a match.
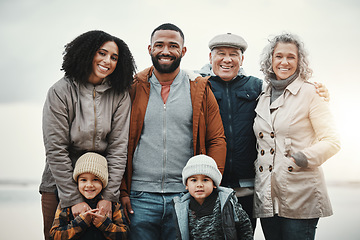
[253,33,341,240]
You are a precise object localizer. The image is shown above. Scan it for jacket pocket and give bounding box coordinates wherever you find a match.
[283,155,301,173]
[278,155,316,205]
[129,191,144,199]
[235,90,258,101]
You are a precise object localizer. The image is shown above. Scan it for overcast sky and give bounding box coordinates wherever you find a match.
[1,0,359,103]
[0,0,359,182]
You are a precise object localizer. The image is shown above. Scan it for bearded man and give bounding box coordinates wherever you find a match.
[120,23,226,240]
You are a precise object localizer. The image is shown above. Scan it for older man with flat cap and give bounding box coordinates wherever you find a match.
[198,33,261,231]
[198,33,330,232]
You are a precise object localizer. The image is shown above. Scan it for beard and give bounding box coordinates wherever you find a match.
[151,54,182,73]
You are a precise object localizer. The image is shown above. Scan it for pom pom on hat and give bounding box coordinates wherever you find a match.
[182,155,222,187]
[208,33,248,53]
[73,152,108,187]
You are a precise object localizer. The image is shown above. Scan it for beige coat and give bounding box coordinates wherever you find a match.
[253,77,340,219]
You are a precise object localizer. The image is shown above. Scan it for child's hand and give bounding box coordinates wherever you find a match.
[80,206,97,225]
[90,206,107,227]
[97,199,112,220]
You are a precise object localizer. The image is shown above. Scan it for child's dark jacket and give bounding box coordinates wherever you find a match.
[172,186,253,240]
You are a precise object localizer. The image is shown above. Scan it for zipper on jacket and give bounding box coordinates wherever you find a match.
[225,83,233,166]
[92,87,97,150]
[161,103,167,192]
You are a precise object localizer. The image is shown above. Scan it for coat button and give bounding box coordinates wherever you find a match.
[288,166,293,172]
[259,166,263,172]
[270,132,275,138]
[269,165,273,172]
[270,148,275,155]
[259,132,264,138]
[260,150,265,155]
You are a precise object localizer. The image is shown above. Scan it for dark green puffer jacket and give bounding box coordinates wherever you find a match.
[198,64,263,188]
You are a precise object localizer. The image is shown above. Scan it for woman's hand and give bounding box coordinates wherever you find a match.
[97,199,112,220]
[71,202,91,218]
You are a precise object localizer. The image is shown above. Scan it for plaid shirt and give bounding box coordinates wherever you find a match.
[50,202,128,240]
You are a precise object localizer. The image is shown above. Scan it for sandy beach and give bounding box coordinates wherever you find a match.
[0,181,359,239]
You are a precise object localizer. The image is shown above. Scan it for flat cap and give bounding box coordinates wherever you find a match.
[208,33,248,52]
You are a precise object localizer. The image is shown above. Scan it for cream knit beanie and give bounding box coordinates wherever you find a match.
[182,155,222,187]
[73,152,108,187]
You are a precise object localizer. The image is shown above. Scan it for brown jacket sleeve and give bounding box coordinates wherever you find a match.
[202,81,226,173]
[191,76,226,174]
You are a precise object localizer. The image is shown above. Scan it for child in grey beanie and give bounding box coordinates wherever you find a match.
[173,154,253,239]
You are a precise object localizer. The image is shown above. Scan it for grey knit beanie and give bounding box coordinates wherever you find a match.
[73,152,108,187]
[182,155,222,187]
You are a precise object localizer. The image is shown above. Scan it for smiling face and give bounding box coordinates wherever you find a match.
[272,42,298,80]
[186,174,216,205]
[210,47,244,81]
[148,30,186,76]
[88,41,119,85]
[77,173,103,199]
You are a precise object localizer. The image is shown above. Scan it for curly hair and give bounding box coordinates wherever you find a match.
[260,33,313,81]
[61,30,136,93]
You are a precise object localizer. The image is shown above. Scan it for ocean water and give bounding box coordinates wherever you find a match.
[0,182,359,240]
[0,183,43,240]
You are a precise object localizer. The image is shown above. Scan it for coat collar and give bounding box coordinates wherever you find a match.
[271,76,305,109]
[263,76,304,96]
[256,76,305,127]
[134,66,153,82]
[286,76,305,96]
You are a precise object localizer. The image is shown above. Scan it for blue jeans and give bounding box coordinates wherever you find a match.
[129,191,181,240]
[260,215,319,240]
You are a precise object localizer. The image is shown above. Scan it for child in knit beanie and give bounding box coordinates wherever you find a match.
[173,154,253,240]
[50,152,128,240]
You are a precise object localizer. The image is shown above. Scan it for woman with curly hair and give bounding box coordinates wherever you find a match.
[39,30,136,240]
[253,33,341,240]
